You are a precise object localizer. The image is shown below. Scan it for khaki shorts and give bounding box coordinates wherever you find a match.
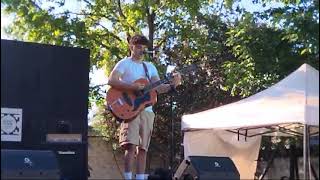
[119,111,155,151]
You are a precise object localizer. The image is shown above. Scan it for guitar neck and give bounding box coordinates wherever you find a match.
[142,64,196,94]
[144,78,170,93]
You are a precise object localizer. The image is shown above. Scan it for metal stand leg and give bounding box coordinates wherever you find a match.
[259,147,278,180]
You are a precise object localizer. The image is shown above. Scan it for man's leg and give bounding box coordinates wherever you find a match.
[136,147,147,180]
[135,111,155,179]
[124,144,136,179]
[136,147,147,174]
[119,114,141,179]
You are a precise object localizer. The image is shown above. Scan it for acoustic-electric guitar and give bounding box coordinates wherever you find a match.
[106,65,196,122]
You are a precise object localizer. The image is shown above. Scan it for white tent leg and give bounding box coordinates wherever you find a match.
[303,124,311,179]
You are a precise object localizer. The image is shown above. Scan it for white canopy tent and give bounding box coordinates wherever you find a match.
[180,63,319,179]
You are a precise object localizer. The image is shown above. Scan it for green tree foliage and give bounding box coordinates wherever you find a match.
[221,0,319,97]
[2,0,318,169]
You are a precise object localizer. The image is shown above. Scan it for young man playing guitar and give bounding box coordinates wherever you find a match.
[107,34,181,180]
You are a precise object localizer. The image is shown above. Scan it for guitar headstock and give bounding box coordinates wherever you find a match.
[166,65,177,74]
[174,64,197,74]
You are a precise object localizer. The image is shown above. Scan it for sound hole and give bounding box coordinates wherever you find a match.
[122,92,133,106]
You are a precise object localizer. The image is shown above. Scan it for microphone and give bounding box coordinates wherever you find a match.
[143,49,161,54]
[143,50,155,54]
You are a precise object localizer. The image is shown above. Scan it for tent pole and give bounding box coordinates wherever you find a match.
[303,124,310,180]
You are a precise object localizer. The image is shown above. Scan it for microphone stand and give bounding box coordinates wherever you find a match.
[155,54,177,175]
[168,81,178,176]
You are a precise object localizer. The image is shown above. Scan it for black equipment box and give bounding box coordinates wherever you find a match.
[1,40,90,180]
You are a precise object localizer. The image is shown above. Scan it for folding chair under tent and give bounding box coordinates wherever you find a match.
[179,63,319,179]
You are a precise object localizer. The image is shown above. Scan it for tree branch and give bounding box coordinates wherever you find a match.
[53,11,93,16]
[146,6,156,52]
[98,41,121,59]
[30,0,43,11]
[83,0,94,8]
[116,0,136,32]
[117,0,127,19]
[96,23,123,42]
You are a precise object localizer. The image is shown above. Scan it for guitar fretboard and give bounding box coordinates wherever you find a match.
[143,78,170,93]
[142,64,196,94]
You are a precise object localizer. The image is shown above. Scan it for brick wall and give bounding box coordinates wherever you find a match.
[87,128,168,179]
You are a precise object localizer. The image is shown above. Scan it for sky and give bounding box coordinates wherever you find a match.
[1,8,13,39]
[237,0,283,12]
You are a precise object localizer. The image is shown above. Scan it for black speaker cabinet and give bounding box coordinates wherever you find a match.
[46,143,87,180]
[1,149,60,179]
[1,40,90,180]
[174,156,240,180]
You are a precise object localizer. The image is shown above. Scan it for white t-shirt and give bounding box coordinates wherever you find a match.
[113,57,159,112]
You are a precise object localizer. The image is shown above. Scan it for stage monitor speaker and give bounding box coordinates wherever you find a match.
[174,156,240,180]
[1,149,60,180]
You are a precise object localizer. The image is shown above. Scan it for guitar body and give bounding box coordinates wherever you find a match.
[106,78,157,121]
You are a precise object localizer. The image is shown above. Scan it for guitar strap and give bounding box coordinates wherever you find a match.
[142,62,152,82]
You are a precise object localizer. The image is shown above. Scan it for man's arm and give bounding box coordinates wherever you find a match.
[153,72,182,94]
[107,70,144,91]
